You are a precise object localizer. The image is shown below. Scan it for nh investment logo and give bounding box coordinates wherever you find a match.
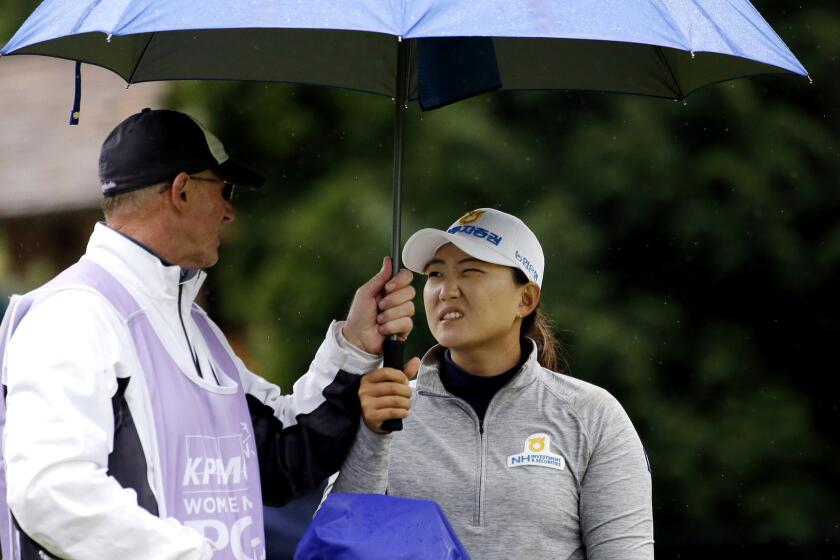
[507,432,565,471]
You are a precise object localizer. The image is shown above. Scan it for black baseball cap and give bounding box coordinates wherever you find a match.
[99,108,265,196]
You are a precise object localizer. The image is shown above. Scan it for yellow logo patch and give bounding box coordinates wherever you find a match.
[528,436,546,453]
[457,210,485,225]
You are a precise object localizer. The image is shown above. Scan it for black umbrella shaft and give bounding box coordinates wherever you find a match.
[390,38,409,275]
[381,38,411,434]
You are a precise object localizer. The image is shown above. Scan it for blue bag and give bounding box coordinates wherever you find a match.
[295,494,471,560]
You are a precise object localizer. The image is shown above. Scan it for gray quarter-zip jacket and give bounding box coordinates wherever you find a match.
[331,341,654,559]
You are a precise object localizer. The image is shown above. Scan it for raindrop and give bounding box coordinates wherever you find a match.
[690,50,695,59]
[807,75,813,84]
[106,34,112,43]
[681,99,688,107]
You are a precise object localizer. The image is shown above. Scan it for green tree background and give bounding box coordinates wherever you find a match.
[2,1,838,557]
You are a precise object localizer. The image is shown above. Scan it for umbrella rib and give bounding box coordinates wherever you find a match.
[127,32,156,84]
[654,46,685,101]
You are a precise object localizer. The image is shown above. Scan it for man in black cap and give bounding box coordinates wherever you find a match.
[0,109,417,560]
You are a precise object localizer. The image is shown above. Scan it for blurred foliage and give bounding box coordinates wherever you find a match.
[0,0,37,41]
[2,0,839,556]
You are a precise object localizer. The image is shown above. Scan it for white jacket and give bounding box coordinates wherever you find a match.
[1,223,379,560]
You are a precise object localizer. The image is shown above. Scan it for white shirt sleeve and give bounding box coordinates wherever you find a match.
[223,320,384,505]
[3,290,213,560]
[237,320,382,427]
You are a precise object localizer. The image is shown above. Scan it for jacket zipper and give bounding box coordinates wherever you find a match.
[177,284,203,378]
[178,281,220,384]
[424,376,523,528]
[422,391,487,526]
[476,420,487,527]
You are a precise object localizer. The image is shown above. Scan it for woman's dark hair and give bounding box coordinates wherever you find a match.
[512,269,569,373]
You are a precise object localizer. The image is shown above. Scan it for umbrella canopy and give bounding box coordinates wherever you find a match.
[0,0,808,432]
[2,0,807,101]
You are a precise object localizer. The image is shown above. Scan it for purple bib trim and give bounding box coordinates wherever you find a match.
[0,260,266,560]
[39,257,141,317]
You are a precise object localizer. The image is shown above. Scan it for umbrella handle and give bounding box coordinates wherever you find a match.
[379,337,405,432]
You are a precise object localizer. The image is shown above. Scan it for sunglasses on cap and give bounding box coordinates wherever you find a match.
[188,175,236,201]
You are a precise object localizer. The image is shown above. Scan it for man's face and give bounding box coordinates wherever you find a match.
[178,170,235,268]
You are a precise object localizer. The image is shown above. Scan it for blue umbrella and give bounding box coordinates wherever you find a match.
[0,0,808,431]
[0,0,808,97]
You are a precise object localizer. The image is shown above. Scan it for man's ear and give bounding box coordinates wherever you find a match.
[169,172,190,210]
[518,283,541,318]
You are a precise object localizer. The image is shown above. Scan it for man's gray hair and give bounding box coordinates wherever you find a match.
[101,182,169,221]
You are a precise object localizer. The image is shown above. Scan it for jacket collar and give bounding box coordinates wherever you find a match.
[83,222,207,304]
[416,338,541,396]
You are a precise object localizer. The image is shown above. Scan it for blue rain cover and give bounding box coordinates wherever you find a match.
[295,494,471,560]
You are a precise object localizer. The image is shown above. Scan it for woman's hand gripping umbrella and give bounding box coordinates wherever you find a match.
[343,256,421,432]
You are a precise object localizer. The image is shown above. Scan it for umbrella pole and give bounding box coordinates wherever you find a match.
[390,38,409,276]
[381,38,411,433]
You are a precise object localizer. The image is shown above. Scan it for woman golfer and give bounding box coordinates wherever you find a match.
[331,208,653,559]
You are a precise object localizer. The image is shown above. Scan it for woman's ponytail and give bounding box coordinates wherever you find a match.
[514,270,569,373]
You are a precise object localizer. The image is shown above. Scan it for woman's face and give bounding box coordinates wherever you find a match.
[423,243,533,353]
